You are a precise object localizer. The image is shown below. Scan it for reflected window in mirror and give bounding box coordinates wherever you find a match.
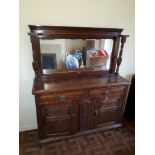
[40,39,113,73]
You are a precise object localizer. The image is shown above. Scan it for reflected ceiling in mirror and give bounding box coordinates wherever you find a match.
[40,39,113,74]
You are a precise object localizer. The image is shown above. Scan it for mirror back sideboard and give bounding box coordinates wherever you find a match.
[28,25,130,146]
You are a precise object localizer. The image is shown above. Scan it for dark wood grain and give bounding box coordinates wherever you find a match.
[28,25,130,145]
[29,25,123,39]
[33,76,130,145]
[28,25,128,77]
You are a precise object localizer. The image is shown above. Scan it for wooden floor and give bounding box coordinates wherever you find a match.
[19,120,134,155]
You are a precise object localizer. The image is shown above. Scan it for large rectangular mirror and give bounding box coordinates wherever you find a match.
[29,25,126,77]
[40,39,113,74]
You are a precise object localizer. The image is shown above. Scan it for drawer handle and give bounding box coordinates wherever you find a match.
[59,94,67,101]
[104,90,110,95]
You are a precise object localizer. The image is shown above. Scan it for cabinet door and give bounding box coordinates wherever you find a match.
[92,96,123,128]
[40,100,77,138]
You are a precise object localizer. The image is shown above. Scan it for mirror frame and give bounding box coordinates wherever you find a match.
[28,25,128,79]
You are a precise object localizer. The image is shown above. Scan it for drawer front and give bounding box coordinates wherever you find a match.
[89,88,108,96]
[39,86,125,103]
[89,86,125,96]
[110,86,125,94]
[39,92,83,102]
[92,96,121,110]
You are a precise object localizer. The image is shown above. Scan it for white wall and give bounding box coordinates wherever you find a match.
[19,0,135,131]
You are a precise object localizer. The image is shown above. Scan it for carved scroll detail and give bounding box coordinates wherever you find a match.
[100,100,119,108]
[28,32,42,77]
[45,107,69,116]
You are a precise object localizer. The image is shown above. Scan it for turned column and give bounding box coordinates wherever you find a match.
[115,35,129,75]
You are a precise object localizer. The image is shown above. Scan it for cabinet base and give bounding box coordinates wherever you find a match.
[39,123,122,146]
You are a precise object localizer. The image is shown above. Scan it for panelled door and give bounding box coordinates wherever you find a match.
[39,100,78,138]
[92,96,122,128]
[90,86,125,128]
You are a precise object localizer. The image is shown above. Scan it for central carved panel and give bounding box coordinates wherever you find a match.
[79,99,90,130]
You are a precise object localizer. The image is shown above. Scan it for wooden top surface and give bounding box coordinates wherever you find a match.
[32,75,130,95]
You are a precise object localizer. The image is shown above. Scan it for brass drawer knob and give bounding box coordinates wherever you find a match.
[105,89,110,95]
[59,94,67,101]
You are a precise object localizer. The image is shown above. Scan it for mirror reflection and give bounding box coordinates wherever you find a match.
[40,39,113,73]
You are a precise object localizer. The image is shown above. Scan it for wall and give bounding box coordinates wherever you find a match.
[65,40,86,52]
[19,0,135,131]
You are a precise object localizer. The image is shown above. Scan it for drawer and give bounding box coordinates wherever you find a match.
[107,94,122,100]
[39,92,83,102]
[89,86,125,96]
[89,88,108,96]
[109,86,125,94]
[92,95,121,109]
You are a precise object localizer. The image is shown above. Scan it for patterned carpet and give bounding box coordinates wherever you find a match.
[19,120,134,155]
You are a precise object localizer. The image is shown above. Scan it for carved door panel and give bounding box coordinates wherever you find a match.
[79,99,92,131]
[40,100,77,138]
[92,96,123,128]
